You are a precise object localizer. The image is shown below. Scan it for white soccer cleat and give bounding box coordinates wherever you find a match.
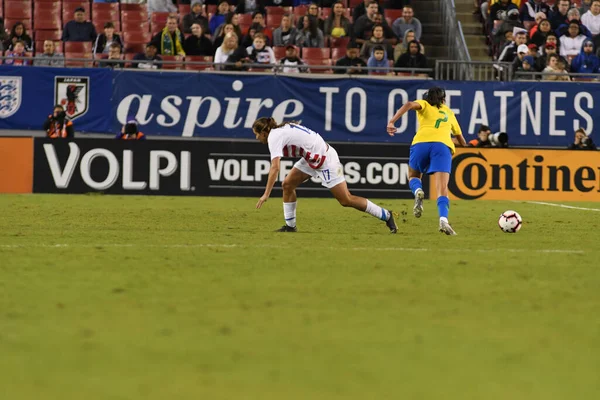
[413,189,425,218]
[439,220,457,236]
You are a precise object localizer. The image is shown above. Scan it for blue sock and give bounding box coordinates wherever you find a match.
[409,178,423,196]
[437,196,449,219]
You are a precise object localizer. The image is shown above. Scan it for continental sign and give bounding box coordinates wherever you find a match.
[445,148,600,201]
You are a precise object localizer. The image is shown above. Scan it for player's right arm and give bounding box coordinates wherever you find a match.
[387,101,423,136]
[256,156,280,209]
[450,113,467,147]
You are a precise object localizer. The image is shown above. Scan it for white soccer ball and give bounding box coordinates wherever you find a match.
[498,210,523,233]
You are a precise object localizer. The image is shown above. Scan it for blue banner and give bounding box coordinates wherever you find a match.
[0,66,112,132]
[1,65,598,147]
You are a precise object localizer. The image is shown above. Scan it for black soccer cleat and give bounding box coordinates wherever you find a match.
[386,211,398,234]
[275,225,297,232]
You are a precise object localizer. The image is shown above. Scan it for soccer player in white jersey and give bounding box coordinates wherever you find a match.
[252,117,398,233]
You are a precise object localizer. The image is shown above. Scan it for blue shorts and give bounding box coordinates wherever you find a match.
[409,142,452,175]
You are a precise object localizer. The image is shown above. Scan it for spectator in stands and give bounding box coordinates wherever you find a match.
[498,29,527,62]
[183,1,210,34]
[236,0,266,15]
[246,32,276,68]
[394,29,424,62]
[251,11,273,41]
[273,14,298,46]
[360,25,393,60]
[494,8,524,44]
[568,128,596,150]
[527,43,538,56]
[44,105,74,139]
[540,32,559,54]
[242,23,265,47]
[184,23,214,55]
[335,41,367,74]
[549,0,571,30]
[63,7,97,42]
[373,13,398,44]
[354,2,392,44]
[580,0,593,15]
[133,43,163,69]
[99,43,123,69]
[468,125,493,147]
[147,0,178,15]
[35,40,65,67]
[4,41,30,66]
[516,54,535,78]
[520,0,551,22]
[295,16,325,48]
[581,0,600,36]
[531,19,552,47]
[210,1,231,35]
[324,1,352,39]
[556,9,593,38]
[488,0,519,32]
[352,0,384,23]
[279,44,307,73]
[116,119,146,141]
[367,45,390,75]
[151,16,186,55]
[542,53,571,80]
[5,22,33,52]
[535,42,568,70]
[214,32,240,69]
[0,18,8,49]
[394,40,427,72]
[560,21,587,57]
[392,5,422,41]
[512,43,529,71]
[93,22,123,54]
[214,23,239,48]
[298,3,325,31]
[528,12,547,37]
[571,40,600,73]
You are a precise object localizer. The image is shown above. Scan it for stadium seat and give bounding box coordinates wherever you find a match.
[91,2,119,13]
[331,47,346,62]
[151,24,165,36]
[34,0,62,13]
[35,17,62,31]
[123,53,136,68]
[265,6,293,16]
[65,52,93,67]
[384,9,403,21]
[330,36,350,49]
[121,21,150,33]
[302,48,330,59]
[266,14,284,30]
[92,9,119,22]
[151,12,172,27]
[178,5,191,15]
[120,3,146,12]
[348,0,363,7]
[185,55,214,71]
[239,23,251,35]
[294,5,309,17]
[238,13,254,25]
[35,29,63,41]
[123,31,152,46]
[305,58,332,74]
[273,46,287,60]
[206,5,217,15]
[4,5,33,20]
[161,55,184,70]
[124,43,146,55]
[121,11,149,22]
[64,41,92,53]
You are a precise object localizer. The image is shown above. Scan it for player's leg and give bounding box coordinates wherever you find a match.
[429,143,456,235]
[277,162,314,232]
[408,144,428,218]
[329,181,397,233]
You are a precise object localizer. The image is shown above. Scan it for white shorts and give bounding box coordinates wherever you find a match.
[293,145,346,189]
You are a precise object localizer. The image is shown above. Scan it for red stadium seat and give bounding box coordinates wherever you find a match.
[35,16,62,31]
[93,9,119,21]
[151,12,172,26]
[273,46,288,60]
[239,22,251,35]
[238,13,254,25]
[151,24,165,36]
[384,9,403,21]
[124,43,146,55]
[348,0,363,7]
[123,31,152,45]
[35,30,63,41]
[301,48,330,59]
[331,47,346,62]
[121,11,150,22]
[178,5,191,15]
[185,55,214,70]
[4,5,33,20]
[65,52,93,67]
[120,3,146,12]
[121,21,150,33]
[34,1,62,13]
[265,6,293,16]
[206,5,217,15]
[266,14,284,30]
[91,2,119,13]
[294,5,309,17]
[330,36,350,48]
[305,58,332,74]
[161,55,184,70]
[64,41,92,53]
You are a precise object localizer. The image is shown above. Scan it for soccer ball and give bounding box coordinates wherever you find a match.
[498,210,523,233]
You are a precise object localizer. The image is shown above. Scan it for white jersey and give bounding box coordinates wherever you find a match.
[267,123,329,169]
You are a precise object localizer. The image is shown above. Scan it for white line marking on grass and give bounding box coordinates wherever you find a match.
[0,243,586,254]
[526,201,600,212]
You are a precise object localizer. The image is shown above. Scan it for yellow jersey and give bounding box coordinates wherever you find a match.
[411,99,462,154]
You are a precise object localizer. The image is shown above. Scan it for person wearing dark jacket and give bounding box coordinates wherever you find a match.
[571,39,600,74]
[568,128,596,150]
[334,41,368,74]
[93,22,123,54]
[43,106,74,139]
[394,40,428,71]
[549,0,571,29]
[4,22,33,52]
[352,0,384,23]
[520,0,551,22]
[182,1,210,34]
[183,23,214,55]
[116,119,146,141]
[488,0,519,31]
[62,7,97,42]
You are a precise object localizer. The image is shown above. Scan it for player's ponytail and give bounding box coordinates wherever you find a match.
[424,87,446,109]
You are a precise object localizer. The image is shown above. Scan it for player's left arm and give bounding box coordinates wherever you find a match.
[387,101,422,136]
[256,157,281,209]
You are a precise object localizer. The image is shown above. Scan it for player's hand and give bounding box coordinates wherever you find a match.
[387,122,397,136]
[256,194,268,209]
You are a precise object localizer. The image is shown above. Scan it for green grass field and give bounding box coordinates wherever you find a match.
[1,194,599,399]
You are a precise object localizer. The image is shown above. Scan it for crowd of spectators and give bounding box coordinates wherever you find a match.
[478,0,600,79]
[0,0,431,75]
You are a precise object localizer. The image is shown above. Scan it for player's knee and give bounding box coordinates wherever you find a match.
[282,179,295,192]
[337,195,352,207]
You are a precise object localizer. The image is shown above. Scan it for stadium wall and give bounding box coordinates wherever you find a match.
[0,66,598,147]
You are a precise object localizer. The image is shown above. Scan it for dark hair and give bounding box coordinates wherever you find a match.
[104,22,115,29]
[109,42,121,51]
[252,11,265,20]
[305,15,319,37]
[372,23,383,34]
[373,45,384,52]
[424,87,446,109]
[406,39,421,53]
[252,117,298,136]
[548,53,560,61]
[479,125,490,133]
[10,22,27,37]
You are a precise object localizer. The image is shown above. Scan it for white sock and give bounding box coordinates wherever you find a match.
[440,217,448,223]
[283,202,297,227]
[365,200,390,221]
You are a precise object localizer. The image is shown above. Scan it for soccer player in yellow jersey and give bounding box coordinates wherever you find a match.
[387,87,467,235]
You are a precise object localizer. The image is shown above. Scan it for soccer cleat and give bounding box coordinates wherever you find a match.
[439,220,457,236]
[413,188,425,218]
[386,211,398,234]
[275,225,297,232]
